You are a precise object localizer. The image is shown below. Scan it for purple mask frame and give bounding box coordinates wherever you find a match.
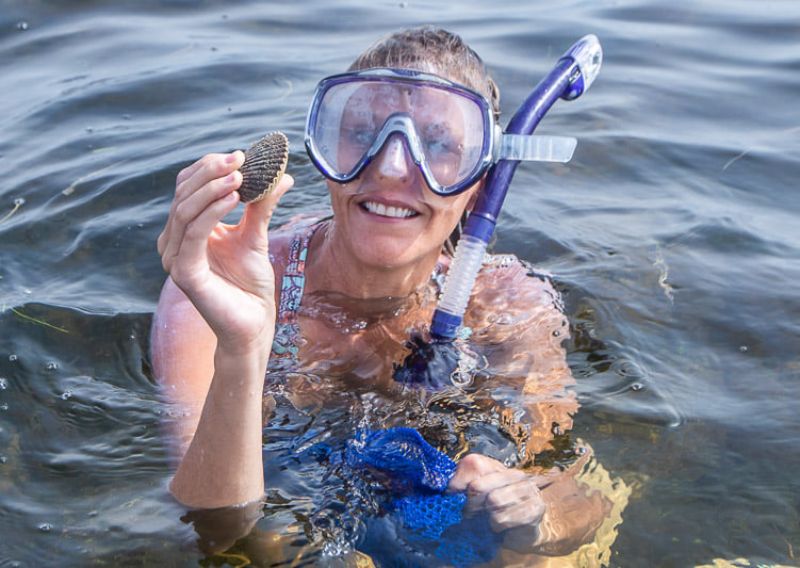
[304,68,495,196]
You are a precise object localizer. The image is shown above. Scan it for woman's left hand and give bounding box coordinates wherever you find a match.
[448,454,550,548]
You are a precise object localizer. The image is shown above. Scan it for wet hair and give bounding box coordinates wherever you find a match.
[349,26,500,120]
[349,26,499,254]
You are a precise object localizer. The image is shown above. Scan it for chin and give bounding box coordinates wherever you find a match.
[358,241,418,269]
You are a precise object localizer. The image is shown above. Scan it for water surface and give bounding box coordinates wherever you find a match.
[1,0,799,566]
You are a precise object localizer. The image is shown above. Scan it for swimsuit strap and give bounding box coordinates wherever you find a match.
[271,222,323,362]
[269,226,461,365]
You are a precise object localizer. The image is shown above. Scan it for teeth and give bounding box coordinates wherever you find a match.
[363,201,417,218]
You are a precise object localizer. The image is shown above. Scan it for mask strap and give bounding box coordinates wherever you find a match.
[495,133,577,163]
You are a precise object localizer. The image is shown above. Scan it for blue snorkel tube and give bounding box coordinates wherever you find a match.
[430,35,603,340]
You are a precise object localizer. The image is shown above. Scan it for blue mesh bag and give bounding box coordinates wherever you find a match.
[344,427,499,567]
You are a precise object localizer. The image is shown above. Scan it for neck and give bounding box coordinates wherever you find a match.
[305,220,440,300]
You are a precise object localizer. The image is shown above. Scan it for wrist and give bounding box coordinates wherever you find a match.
[215,329,274,361]
[213,335,272,383]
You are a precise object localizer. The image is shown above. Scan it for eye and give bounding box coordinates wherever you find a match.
[343,124,377,147]
[422,123,462,157]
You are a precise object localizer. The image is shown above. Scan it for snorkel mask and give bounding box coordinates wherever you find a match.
[305,68,577,196]
[305,34,603,351]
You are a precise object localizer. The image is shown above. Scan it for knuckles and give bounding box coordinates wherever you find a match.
[175,153,237,197]
[174,201,192,226]
[454,454,546,533]
[459,453,503,477]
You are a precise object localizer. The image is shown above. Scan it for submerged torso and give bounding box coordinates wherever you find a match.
[241,217,620,567]
[264,217,578,462]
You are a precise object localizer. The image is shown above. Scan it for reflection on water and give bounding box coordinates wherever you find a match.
[1,0,799,566]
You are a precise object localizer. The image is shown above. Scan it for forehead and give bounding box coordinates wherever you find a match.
[341,80,473,125]
[349,80,456,104]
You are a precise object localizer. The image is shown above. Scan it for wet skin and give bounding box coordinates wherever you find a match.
[153,77,609,557]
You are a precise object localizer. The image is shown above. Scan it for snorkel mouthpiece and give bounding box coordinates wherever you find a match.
[429,35,603,341]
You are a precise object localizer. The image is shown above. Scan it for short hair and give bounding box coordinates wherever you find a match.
[349,26,500,120]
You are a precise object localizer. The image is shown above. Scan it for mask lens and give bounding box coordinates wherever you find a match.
[313,81,379,175]
[311,77,488,191]
[414,90,485,188]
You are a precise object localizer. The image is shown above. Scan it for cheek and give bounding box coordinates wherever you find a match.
[326,180,358,205]
[440,185,480,222]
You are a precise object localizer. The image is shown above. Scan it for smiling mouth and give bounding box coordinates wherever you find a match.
[360,200,419,219]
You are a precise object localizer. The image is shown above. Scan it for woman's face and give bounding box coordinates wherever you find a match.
[326,138,480,271]
[326,71,482,271]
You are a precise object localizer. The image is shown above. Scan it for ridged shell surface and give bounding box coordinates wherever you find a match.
[238,131,289,203]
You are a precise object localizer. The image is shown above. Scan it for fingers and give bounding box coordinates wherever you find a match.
[159,152,245,276]
[466,473,546,533]
[176,151,244,195]
[451,454,551,534]
[161,152,245,248]
[478,475,546,532]
[240,173,294,252]
[160,174,242,274]
[172,190,241,284]
[463,468,527,513]
[448,453,506,492]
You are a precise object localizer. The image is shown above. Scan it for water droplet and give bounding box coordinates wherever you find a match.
[8,354,17,362]
[87,510,98,517]
[14,197,25,206]
[38,522,53,532]
[552,330,561,337]
[129,334,136,341]
[61,391,72,400]
[0,403,8,411]
[552,423,563,436]
[739,345,748,353]
[0,378,7,390]
[0,455,7,464]
[122,114,131,121]
[16,21,29,31]
[630,382,644,392]
[46,361,58,371]
[399,1,408,6]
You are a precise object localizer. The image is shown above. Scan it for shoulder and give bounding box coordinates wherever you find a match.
[465,254,568,342]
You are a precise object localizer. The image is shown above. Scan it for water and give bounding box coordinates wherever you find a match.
[1,0,799,565]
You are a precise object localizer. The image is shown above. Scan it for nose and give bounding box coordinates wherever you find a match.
[374,134,415,186]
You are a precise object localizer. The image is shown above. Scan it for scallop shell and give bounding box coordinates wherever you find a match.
[238,131,289,203]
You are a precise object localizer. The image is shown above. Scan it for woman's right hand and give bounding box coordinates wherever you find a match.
[157,151,293,354]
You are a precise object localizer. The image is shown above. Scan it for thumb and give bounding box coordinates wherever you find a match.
[241,173,294,249]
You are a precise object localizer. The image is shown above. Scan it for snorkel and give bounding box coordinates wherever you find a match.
[391,35,602,388]
[304,34,602,386]
[430,34,603,340]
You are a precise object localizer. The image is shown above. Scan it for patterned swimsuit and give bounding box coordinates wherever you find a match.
[268,221,454,370]
[269,222,322,366]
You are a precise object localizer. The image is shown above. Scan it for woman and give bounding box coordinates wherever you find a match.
[152,26,615,561]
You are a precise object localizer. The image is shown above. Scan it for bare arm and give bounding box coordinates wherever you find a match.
[152,278,216,460]
[452,259,610,556]
[152,150,293,510]
[152,278,270,509]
